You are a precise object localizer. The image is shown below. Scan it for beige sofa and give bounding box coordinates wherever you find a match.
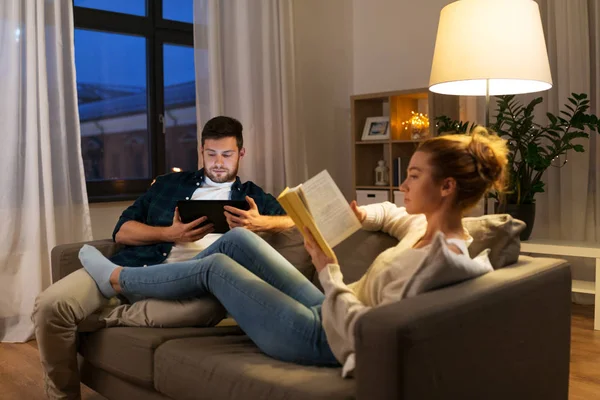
[50,216,572,400]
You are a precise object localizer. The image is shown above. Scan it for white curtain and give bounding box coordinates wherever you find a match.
[531,0,596,240]
[0,0,92,342]
[193,0,307,195]
[523,0,600,301]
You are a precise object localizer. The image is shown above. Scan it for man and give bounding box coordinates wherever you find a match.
[33,116,294,400]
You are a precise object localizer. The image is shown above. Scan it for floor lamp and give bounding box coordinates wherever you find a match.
[428,0,553,214]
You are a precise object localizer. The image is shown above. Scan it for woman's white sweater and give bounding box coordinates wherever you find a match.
[318,202,493,377]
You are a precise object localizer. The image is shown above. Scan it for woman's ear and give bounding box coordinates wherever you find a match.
[440,177,457,198]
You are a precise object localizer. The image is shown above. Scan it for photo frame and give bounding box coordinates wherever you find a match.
[361,116,390,141]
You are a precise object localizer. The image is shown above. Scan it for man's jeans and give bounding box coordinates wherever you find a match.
[120,228,339,366]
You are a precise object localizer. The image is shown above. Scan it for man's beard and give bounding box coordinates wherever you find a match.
[204,162,239,183]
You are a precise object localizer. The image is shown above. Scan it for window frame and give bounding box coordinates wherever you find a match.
[73,0,196,203]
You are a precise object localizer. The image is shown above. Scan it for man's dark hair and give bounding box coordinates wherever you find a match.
[201,116,244,150]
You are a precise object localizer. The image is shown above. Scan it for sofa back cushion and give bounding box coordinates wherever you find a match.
[312,230,398,290]
[259,229,314,279]
[264,214,524,291]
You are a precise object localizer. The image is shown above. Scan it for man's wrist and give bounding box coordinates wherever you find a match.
[259,215,293,233]
[252,216,271,232]
[159,226,172,242]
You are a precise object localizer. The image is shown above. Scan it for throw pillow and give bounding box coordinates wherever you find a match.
[403,232,494,298]
[463,213,525,269]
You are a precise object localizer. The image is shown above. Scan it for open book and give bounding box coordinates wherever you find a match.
[277,170,362,260]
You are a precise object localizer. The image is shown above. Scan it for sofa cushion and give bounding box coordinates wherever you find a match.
[312,229,398,290]
[260,228,315,280]
[266,214,523,291]
[78,326,243,388]
[463,214,525,268]
[402,232,493,297]
[319,213,524,289]
[154,335,355,400]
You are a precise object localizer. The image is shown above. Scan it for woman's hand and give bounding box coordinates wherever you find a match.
[303,228,337,272]
[350,200,366,222]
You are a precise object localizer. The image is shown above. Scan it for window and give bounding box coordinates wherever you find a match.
[76,30,149,181]
[74,0,146,16]
[73,1,200,201]
[163,44,198,172]
[163,0,194,23]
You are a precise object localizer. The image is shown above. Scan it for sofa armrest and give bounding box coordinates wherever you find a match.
[354,256,571,400]
[51,239,124,283]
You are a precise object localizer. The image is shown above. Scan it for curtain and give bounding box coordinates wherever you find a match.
[526,0,600,301]
[193,0,307,195]
[0,0,92,342]
[453,1,600,301]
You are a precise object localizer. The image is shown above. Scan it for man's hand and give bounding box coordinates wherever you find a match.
[303,227,337,272]
[350,200,366,222]
[224,196,266,232]
[164,207,215,243]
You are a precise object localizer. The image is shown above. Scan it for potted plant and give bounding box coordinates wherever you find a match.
[436,93,600,240]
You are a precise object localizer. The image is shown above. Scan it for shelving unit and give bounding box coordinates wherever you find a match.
[351,88,459,204]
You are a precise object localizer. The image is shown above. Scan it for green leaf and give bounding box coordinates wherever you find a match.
[544,129,561,138]
[560,110,573,118]
[531,180,545,194]
[436,91,599,203]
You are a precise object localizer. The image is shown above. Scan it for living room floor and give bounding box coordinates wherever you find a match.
[0,304,598,400]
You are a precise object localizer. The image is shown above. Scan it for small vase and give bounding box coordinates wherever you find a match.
[496,203,536,241]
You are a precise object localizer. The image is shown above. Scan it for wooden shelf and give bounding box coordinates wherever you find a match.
[521,240,600,258]
[356,186,391,190]
[354,139,425,145]
[355,140,388,145]
[572,280,595,294]
[352,88,459,204]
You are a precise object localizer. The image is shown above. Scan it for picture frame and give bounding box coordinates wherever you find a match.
[361,116,390,141]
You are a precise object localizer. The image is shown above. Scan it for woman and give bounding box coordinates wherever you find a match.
[79,128,508,376]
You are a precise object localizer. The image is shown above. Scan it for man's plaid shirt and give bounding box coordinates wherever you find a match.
[109,169,286,267]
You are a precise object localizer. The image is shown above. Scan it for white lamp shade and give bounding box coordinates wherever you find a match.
[429,0,552,96]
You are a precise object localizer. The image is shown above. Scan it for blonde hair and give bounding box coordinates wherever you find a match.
[417,127,509,211]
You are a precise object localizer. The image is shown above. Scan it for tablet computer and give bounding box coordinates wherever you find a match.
[177,200,250,233]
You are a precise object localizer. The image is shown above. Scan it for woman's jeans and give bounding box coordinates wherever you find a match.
[119,228,339,366]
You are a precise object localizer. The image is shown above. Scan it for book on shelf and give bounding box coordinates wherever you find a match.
[277,170,362,260]
[393,157,407,187]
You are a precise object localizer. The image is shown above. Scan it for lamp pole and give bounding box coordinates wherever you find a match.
[484,78,491,215]
[485,78,490,128]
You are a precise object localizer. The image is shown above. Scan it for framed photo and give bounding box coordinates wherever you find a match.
[361,116,390,141]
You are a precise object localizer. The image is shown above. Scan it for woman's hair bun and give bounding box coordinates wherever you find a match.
[467,127,509,192]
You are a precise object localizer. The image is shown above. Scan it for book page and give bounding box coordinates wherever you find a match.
[300,170,361,248]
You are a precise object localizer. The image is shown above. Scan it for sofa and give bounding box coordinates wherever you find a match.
[50,215,572,400]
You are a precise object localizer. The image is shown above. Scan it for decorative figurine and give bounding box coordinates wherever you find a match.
[375,160,389,186]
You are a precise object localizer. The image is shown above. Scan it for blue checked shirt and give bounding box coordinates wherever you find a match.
[109,169,286,267]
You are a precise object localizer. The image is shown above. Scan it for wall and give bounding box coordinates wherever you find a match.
[90,201,132,240]
[90,0,451,233]
[293,0,355,198]
[87,0,354,236]
[353,0,452,95]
